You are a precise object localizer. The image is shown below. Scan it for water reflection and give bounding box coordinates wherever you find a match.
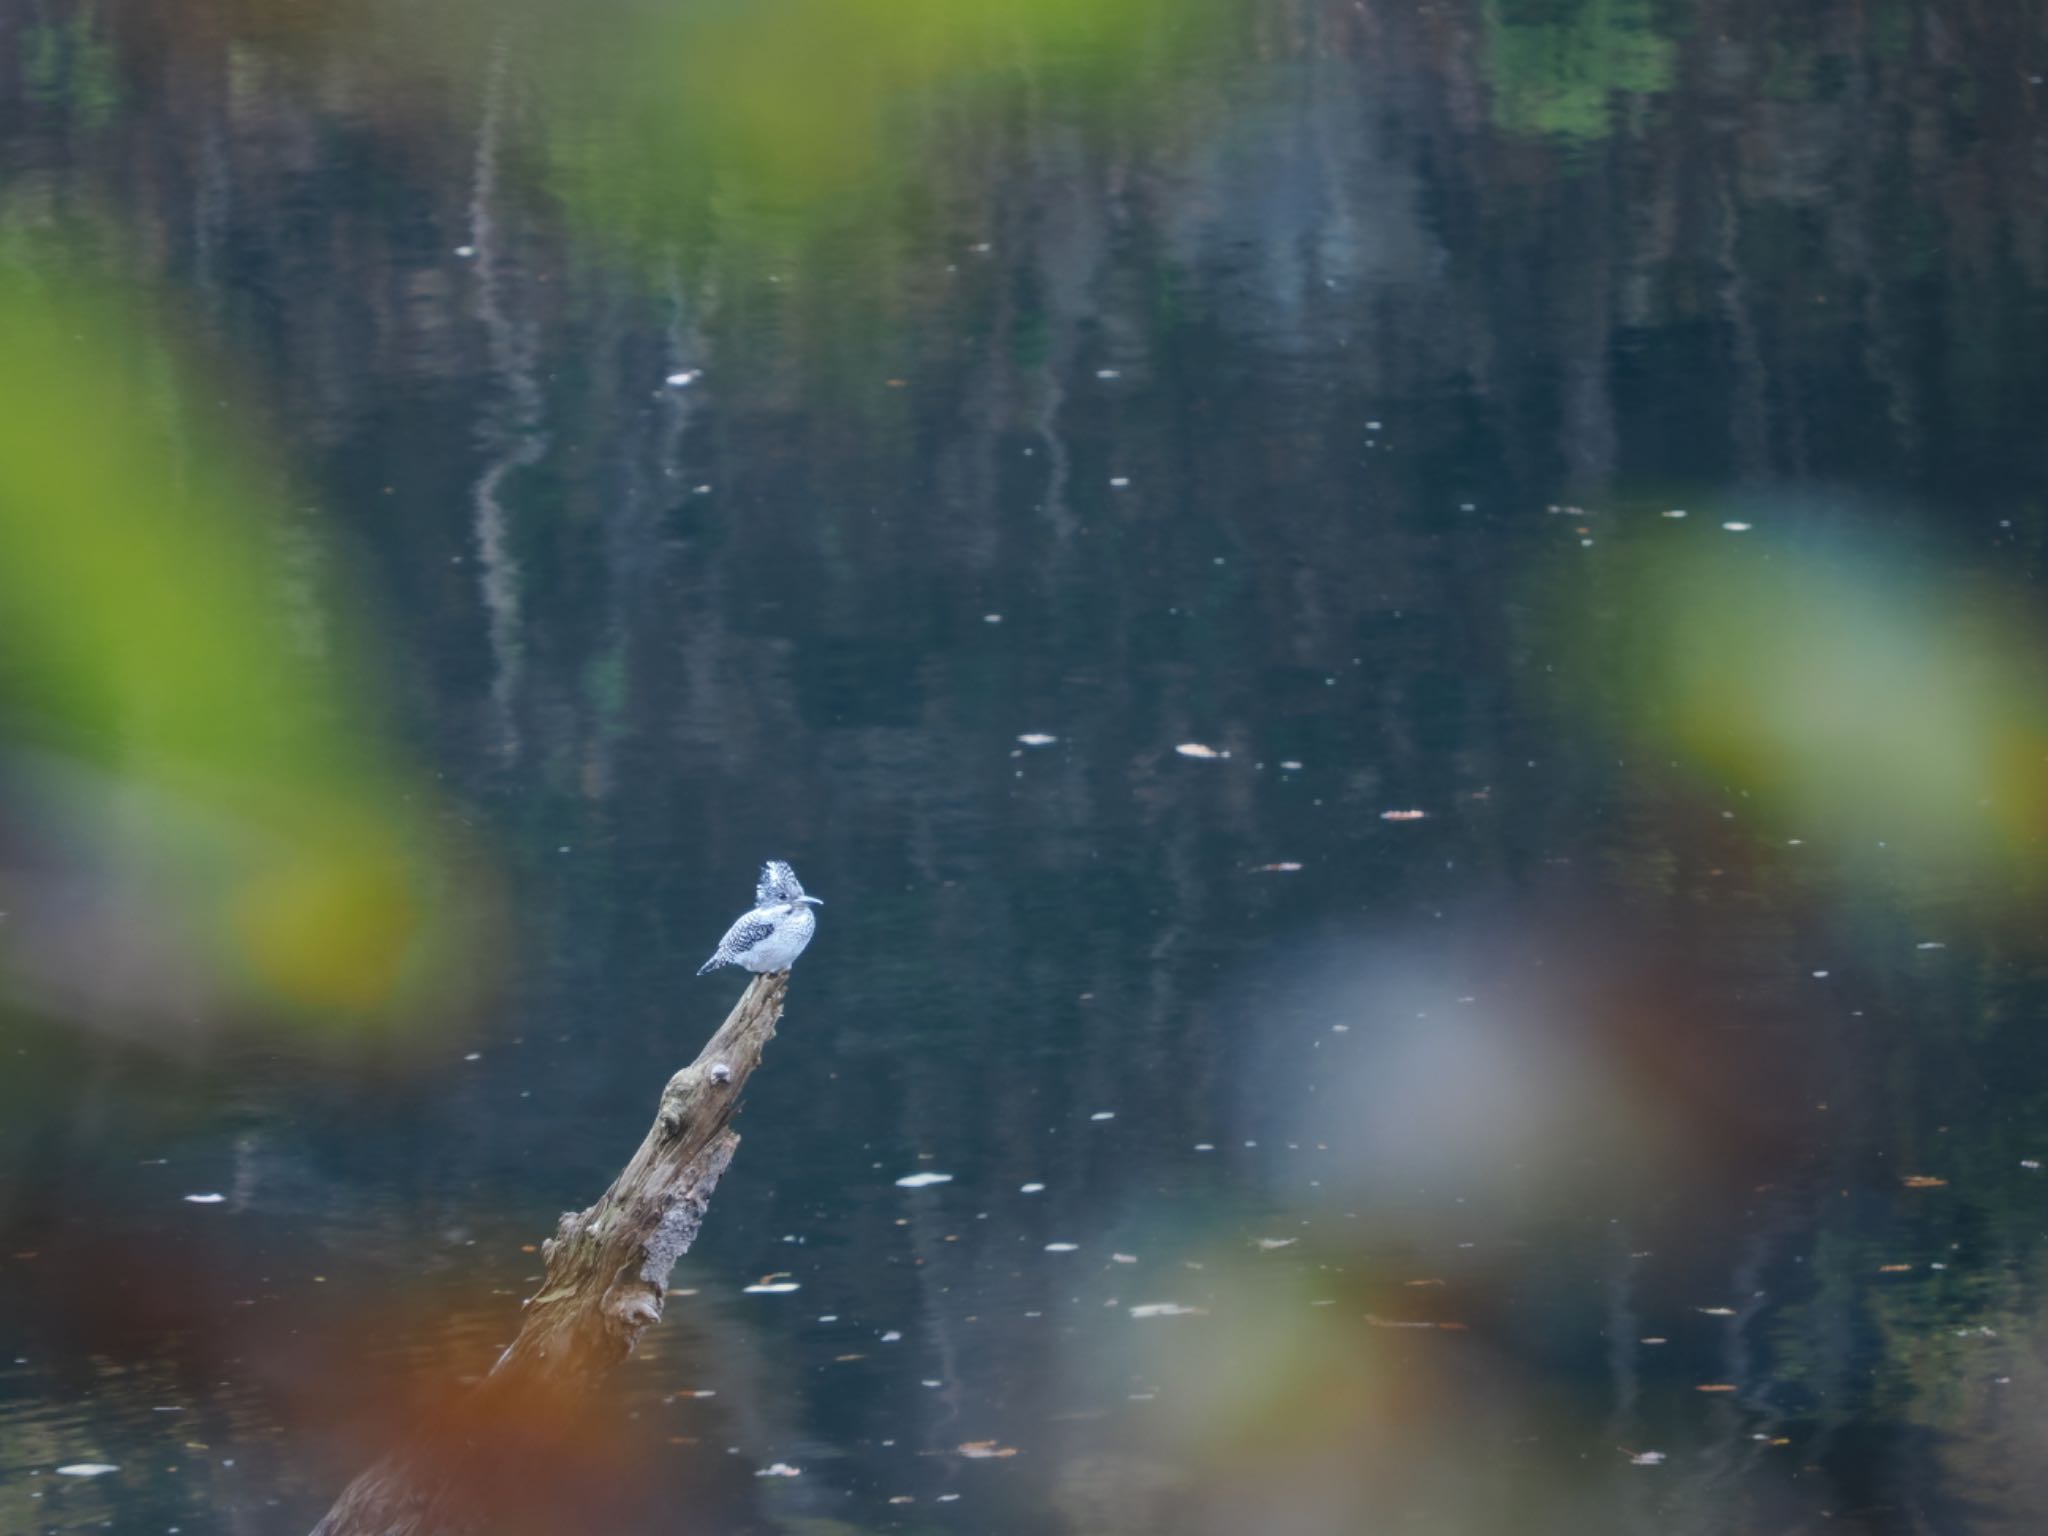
[3,0,2048,1533]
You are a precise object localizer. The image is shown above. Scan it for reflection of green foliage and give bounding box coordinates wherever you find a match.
[0,264,470,1028]
[1482,0,1674,142]
[530,0,1228,399]
[20,13,119,130]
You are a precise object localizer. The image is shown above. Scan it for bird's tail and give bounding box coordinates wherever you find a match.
[696,955,723,976]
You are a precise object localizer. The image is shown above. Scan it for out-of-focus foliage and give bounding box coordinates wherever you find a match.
[531,0,1224,270]
[0,263,472,1036]
[1548,519,2048,878]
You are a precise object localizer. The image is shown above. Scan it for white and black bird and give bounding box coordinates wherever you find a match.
[698,860,823,975]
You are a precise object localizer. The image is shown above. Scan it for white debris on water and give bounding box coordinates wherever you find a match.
[1044,1242,1079,1253]
[1722,521,1753,531]
[1089,1111,1116,1122]
[1112,1253,1137,1264]
[1175,743,1226,759]
[1254,1238,1298,1250]
[1020,1182,1046,1193]
[1129,1303,1205,1318]
[881,1330,903,1342]
[895,1173,954,1188]
[183,1194,225,1205]
[755,1463,802,1478]
[1627,1450,1667,1466]
[56,1465,119,1478]
[664,370,703,388]
[743,1281,802,1294]
[1017,733,1058,747]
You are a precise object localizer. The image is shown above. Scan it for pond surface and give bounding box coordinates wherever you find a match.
[3,3,2048,1533]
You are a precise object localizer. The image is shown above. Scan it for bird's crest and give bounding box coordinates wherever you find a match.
[756,859,806,905]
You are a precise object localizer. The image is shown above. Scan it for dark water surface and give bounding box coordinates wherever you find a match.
[4,2,2048,1532]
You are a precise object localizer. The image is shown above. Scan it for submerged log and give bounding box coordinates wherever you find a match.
[310,970,790,1536]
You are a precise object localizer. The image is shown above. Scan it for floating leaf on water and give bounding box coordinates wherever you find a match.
[1175,743,1225,759]
[895,1172,954,1188]
[1695,1384,1738,1392]
[1879,1263,1912,1272]
[1901,1175,1949,1188]
[958,1441,1019,1459]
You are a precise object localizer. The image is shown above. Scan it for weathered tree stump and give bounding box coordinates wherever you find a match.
[309,970,790,1536]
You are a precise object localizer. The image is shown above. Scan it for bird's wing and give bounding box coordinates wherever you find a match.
[721,912,780,959]
[700,912,778,974]
[756,860,805,904]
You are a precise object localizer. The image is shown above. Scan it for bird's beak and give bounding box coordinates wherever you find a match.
[802,895,824,905]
